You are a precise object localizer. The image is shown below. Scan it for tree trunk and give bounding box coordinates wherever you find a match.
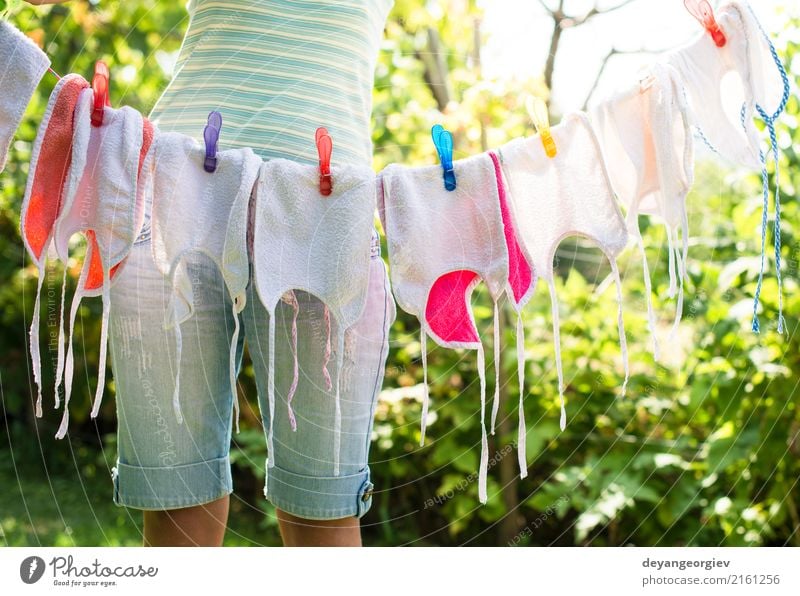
[417,27,451,112]
[543,15,562,109]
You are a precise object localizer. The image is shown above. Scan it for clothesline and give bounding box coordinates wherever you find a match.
[1,0,791,508]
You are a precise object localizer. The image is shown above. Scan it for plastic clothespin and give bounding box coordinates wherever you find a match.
[203,111,222,173]
[431,124,456,191]
[91,61,110,128]
[526,96,557,158]
[638,69,657,92]
[684,0,726,48]
[316,127,333,196]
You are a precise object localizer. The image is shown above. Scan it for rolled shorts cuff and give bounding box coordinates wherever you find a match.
[264,462,375,521]
[111,455,233,511]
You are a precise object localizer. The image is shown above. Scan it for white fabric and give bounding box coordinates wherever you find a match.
[150,131,261,434]
[252,157,376,477]
[53,91,147,439]
[476,339,488,505]
[491,300,500,434]
[491,153,536,471]
[666,0,785,169]
[590,62,695,359]
[379,153,508,344]
[516,311,527,479]
[19,73,87,422]
[378,151,509,505]
[55,90,146,279]
[0,20,50,172]
[498,112,630,430]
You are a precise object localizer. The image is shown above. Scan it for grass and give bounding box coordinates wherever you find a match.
[0,431,283,547]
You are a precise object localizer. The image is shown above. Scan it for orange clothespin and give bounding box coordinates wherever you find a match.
[91,61,110,128]
[684,0,726,48]
[526,96,557,158]
[315,127,333,196]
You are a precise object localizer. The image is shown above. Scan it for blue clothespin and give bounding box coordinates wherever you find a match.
[203,111,222,173]
[431,124,456,191]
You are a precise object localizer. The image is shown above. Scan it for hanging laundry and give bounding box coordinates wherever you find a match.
[667,0,785,169]
[8,1,792,509]
[590,62,695,360]
[667,0,790,333]
[251,157,377,478]
[0,20,50,172]
[378,150,532,504]
[50,86,154,439]
[497,112,631,432]
[20,73,89,420]
[488,149,536,480]
[149,131,262,434]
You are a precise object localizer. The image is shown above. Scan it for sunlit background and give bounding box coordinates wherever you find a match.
[481,0,793,113]
[1,0,799,547]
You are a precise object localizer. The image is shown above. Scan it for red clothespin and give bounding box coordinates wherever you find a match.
[91,61,110,128]
[316,127,333,196]
[684,0,726,48]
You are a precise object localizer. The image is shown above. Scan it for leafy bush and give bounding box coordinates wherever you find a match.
[0,2,797,546]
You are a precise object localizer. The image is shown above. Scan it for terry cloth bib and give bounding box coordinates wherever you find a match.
[0,20,51,172]
[19,73,89,421]
[51,88,154,439]
[251,157,376,478]
[498,112,630,433]
[668,0,790,333]
[666,0,786,170]
[590,62,695,360]
[150,131,262,434]
[378,150,534,504]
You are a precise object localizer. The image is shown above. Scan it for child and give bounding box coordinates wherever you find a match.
[24,0,396,547]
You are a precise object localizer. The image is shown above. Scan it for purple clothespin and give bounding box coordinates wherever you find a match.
[203,111,222,173]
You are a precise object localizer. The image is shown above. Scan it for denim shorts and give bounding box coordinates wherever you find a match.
[107,198,396,520]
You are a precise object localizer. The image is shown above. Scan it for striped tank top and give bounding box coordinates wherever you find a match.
[148,0,394,166]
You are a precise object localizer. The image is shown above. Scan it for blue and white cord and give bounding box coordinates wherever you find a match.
[747,5,791,335]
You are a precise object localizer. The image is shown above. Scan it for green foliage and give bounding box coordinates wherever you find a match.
[364,9,800,546]
[1,1,24,20]
[0,2,798,547]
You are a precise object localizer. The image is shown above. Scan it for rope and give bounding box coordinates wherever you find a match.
[748,9,790,334]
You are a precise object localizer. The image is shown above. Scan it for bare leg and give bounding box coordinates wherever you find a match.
[143,494,230,547]
[276,508,362,547]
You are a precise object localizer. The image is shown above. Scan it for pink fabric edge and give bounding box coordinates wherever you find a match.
[423,269,484,350]
[488,150,537,311]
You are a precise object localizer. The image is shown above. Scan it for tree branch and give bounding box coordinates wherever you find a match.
[581,48,620,111]
[571,0,639,27]
[536,0,553,15]
[541,0,642,109]
[580,46,671,111]
[543,16,563,99]
[413,27,452,111]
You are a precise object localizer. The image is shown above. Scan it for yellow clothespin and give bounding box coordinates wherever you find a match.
[525,95,557,158]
